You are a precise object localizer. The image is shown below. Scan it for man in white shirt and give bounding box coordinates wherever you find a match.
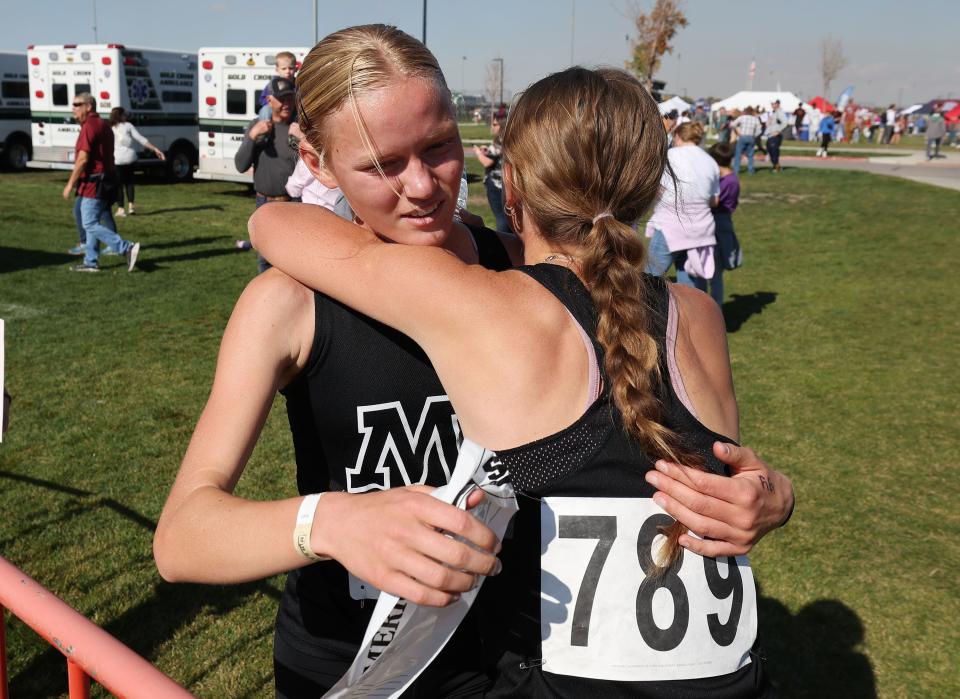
[883,104,897,144]
[765,100,788,173]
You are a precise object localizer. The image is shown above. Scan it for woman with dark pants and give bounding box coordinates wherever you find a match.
[473,119,512,233]
[110,107,165,216]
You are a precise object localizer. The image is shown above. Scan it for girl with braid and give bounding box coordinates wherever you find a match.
[253,61,786,696]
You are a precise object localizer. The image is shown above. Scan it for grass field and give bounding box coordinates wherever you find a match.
[1,164,958,698]
[461,124,933,152]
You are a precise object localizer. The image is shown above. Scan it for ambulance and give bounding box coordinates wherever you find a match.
[27,44,198,180]
[195,47,308,183]
[0,52,30,171]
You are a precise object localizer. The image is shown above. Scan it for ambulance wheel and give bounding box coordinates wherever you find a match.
[4,137,30,172]
[167,145,195,182]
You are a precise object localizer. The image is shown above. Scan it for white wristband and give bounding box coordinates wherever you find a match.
[293,493,329,562]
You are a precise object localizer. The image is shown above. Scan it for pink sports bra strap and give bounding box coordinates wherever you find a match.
[565,308,601,411]
[665,290,699,419]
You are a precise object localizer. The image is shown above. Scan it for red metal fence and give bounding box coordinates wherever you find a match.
[0,554,193,698]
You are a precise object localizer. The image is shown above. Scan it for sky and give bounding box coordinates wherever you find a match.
[2,0,957,106]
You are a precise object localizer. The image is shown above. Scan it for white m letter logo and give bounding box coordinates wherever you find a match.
[346,396,461,492]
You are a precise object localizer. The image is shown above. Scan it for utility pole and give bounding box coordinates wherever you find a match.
[313,0,318,45]
[461,56,467,94]
[422,0,428,45]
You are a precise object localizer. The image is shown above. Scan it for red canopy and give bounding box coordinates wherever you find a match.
[945,104,960,123]
[808,96,836,113]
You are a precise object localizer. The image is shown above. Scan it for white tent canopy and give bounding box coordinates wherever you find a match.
[899,104,923,115]
[659,96,691,115]
[710,91,806,113]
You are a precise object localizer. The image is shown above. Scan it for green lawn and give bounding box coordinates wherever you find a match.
[1,166,958,698]
[458,123,494,141]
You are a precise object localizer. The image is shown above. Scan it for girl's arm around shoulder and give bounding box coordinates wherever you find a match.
[669,283,738,441]
[249,203,517,353]
[153,270,316,584]
[249,203,567,449]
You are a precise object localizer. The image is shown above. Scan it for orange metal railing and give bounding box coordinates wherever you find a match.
[0,554,194,698]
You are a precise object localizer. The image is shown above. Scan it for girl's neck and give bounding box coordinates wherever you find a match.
[719,166,733,177]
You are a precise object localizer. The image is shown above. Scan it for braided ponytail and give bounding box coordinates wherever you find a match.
[581,218,705,571]
[502,67,708,572]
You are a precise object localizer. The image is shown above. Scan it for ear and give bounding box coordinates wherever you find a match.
[299,139,338,189]
[502,161,516,208]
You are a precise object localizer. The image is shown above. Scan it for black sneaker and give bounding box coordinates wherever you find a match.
[125,242,141,272]
[71,262,100,273]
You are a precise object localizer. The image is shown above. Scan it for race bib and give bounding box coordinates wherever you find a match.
[540,497,757,682]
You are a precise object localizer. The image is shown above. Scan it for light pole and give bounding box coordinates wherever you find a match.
[461,56,467,95]
[570,0,576,66]
[493,57,504,108]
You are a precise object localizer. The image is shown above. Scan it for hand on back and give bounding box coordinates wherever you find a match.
[313,486,501,607]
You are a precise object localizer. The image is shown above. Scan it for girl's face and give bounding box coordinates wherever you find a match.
[312,77,463,247]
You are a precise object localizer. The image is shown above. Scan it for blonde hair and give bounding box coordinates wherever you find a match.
[296,24,449,178]
[502,67,703,570]
[275,51,296,65]
[674,121,705,144]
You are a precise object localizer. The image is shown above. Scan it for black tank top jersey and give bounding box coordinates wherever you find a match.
[273,224,511,696]
[480,265,772,699]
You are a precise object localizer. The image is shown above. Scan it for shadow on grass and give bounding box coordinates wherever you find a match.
[0,246,75,274]
[759,590,877,698]
[134,247,244,272]
[133,204,225,217]
[1,468,283,696]
[8,580,280,697]
[723,291,778,333]
[142,235,233,250]
[216,187,255,198]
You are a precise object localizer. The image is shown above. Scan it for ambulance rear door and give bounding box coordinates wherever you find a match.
[30,47,95,165]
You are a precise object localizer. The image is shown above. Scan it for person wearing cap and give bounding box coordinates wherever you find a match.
[765,100,788,173]
[235,76,299,273]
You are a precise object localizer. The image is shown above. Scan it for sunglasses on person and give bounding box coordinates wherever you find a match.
[71,102,84,108]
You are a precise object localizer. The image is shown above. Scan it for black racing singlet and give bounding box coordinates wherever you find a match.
[480,264,772,699]
[273,224,511,698]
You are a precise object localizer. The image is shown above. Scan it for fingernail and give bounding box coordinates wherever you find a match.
[653,493,666,508]
[646,472,659,487]
[493,559,503,576]
[720,442,730,456]
[655,460,669,473]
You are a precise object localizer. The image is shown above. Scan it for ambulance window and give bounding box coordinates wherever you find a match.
[162,90,192,103]
[75,84,91,98]
[254,90,263,108]
[1,81,29,99]
[52,83,68,105]
[226,89,246,114]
